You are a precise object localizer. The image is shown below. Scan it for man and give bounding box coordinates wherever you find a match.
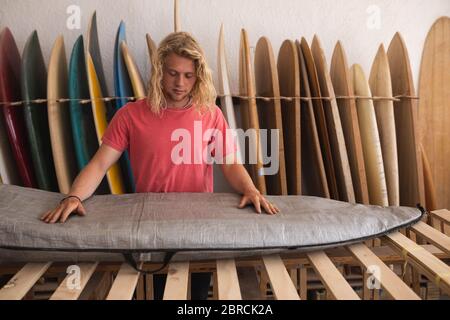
[41,32,279,299]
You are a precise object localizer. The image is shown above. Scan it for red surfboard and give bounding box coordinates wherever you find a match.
[0,28,36,187]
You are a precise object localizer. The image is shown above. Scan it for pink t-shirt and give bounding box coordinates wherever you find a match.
[102,99,236,193]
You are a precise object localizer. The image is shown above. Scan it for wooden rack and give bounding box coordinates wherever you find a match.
[0,209,448,300]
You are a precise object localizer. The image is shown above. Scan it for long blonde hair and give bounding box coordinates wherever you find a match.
[148,32,216,115]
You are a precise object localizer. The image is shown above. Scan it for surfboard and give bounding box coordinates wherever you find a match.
[218,25,237,131]
[87,12,125,194]
[0,28,21,186]
[351,64,388,206]
[114,22,136,194]
[330,41,369,204]
[0,124,20,185]
[86,53,125,195]
[296,40,329,198]
[87,12,116,124]
[299,38,338,200]
[214,24,240,192]
[277,40,301,195]
[217,24,242,163]
[254,36,288,195]
[369,44,399,206]
[311,36,354,203]
[146,33,157,72]
[21,31,58,192]
[239,29,266,194]
[418,17,450,210]
[47,36,77,194]
[0,94,20,185]
[0,184,423,262]
[68,36,110,195]
[0,28,36,188]
[174,0,180,32]
[387,32,425,208]
[121,41,146,99]
[421,143,437,212]
[114,22,134,109]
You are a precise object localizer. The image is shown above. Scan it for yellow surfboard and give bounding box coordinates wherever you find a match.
[86,53,125,194]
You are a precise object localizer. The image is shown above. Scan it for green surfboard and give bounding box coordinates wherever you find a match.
[21,31,58,191]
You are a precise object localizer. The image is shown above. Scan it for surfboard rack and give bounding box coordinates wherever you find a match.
[0,94,421,107]
[0,209,448,300]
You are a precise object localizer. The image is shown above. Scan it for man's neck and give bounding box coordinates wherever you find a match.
[165,96,192,109]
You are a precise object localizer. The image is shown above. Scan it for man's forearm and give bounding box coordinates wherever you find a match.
[220,163,259,194]
[67,161,107,201]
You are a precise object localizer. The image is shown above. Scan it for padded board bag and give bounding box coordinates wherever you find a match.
[0,185,423,268]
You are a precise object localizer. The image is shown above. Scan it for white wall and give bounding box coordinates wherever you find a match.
[2,0,449,97]
[1,0,449,191]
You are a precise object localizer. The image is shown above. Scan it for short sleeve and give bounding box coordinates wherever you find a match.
[209,106,237,161]
[101,107,130,152]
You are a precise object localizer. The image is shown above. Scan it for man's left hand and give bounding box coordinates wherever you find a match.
[238,187,280,215]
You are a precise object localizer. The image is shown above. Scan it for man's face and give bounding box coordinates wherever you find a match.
[162,52,197,106]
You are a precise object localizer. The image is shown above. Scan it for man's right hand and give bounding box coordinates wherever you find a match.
[41,197,87,224]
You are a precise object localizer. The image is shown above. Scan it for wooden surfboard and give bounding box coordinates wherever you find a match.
[277,39,301,195]
[369,44,399,206]
[299,38,338,199]
[68,36,110,195]
[418,16,450,210]
[87,53,125,195]
[387,32,425,207]
[421,143,437,212]
[114,22,136,194]
[146,33,157,73]
[330,41,369,204]
[121,41,146,99]
[174,0,180,32]
[351,64,388,206]
[311,35,354,203]
[21,30,58,192]
[47,36,77,194]
[296,40,329,198]
[0,28,36,188]
[239,29,266,194]
[87,12,125,194]
[254,36,288,195]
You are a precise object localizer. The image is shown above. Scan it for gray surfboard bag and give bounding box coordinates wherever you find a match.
[0,185,424,272]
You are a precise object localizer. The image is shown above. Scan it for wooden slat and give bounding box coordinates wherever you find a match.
[347,243,420,300]
[430,209,450,224]
[262,255,300,300]
[385,231,450,294]
[106,263,141,300]
[163,262,190,300]
[50,263,98,300]
[411,221,450,254]
[0,262,51,300]
[307,251,360,300]
[216,259,241,300]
